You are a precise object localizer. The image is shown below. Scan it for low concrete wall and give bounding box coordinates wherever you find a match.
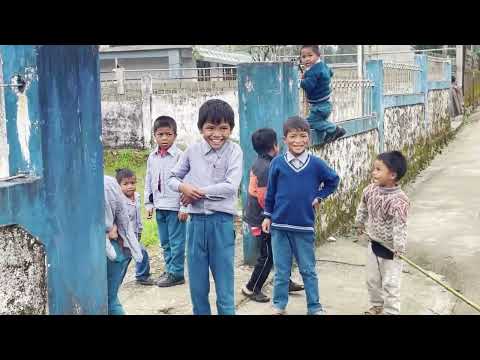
[101,83,240,149]
[0,225,47,315]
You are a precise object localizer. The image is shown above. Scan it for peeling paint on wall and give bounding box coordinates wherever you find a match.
[15,93,32,164]
[0,55,9,178]
[0,225,47,315]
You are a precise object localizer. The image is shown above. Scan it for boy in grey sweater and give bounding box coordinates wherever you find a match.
[355,151,410,315]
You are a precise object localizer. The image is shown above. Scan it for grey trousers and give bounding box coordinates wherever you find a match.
[366,243,403,315]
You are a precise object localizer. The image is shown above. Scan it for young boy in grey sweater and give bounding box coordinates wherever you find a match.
[355,151,410,315]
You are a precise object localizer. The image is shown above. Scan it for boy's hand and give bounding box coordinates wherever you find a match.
[261,218,271,234]
[178,211,188,222]
[312,198,321,210]
[146,208,154,220]
[179,183,205,200]
[108,224,118,240]
[394,250,403,259]
[180,194,196,206]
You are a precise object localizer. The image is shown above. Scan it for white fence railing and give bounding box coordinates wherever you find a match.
[330,79,374,122]
[427,56,449,82]
[383,62,421,95]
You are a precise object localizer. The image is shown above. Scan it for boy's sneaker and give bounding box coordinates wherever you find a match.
[272,307,287,315]
[288,280,304,292]
[241,286,270,302]
[311,309,327,315]
[364,306,383,315]
[157,273,185,287]
[136,276,155,286]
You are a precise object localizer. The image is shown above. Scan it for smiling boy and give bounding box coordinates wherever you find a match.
[168,99,243,315]
[262,116,339,315]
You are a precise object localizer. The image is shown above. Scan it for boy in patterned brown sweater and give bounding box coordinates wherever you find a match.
[355,151,410,315]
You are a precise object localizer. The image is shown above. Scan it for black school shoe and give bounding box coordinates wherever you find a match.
[324,126,346,144]
[136,276,155,286]
[157,273,185,287]
[289,280,305,292]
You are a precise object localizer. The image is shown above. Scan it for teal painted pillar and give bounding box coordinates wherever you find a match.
[415,55,428,129]
[237,62,299,264]
[366,60,385,152]
[0,46,106,314]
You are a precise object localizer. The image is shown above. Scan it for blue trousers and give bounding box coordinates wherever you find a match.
[271,229,322,314]
[156,210,186,279]
[187,212,235,315]
[107,240,132,315]
[306,101,336,142]
[135,245,151,281]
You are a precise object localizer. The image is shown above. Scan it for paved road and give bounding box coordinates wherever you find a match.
[405,110,480,314]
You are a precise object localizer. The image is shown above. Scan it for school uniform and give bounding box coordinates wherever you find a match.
[168,138,243,315]
[300,59,336,139]
[124,192,150,281]
[145,144,186,280]
[264,151,339,314]
[104,176,143,315]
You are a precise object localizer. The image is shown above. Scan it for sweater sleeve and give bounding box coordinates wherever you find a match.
[315,160,340,200]
[263,159,278,218]
[300,69,317,94]
[354,187,369,227]
[392,199,409,254]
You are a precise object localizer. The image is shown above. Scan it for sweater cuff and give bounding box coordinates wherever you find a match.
[263,211,272,219]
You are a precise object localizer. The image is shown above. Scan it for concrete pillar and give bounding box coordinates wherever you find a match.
[141,74,153,148]
[168,49,181,79]
[114,66,125,94]
[0,45,106,314]
[366,60,385,152]
[238,62,299,264]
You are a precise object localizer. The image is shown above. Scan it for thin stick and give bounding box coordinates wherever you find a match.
[365,235,480,313]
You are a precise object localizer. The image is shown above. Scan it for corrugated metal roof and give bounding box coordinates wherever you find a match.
[193,46,252,65]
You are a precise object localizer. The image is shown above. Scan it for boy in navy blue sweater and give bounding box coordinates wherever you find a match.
[300,45,346,144]
[262,116,340,315]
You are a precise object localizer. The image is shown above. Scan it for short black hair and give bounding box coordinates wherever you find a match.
[451,75,456,83]
[376,151,407,181]
[283,116,310,136]
[115,168,135,184]
[301,45,321,56]
[153,116,177,135]
[198,99,235,131]
[251,128,278,155]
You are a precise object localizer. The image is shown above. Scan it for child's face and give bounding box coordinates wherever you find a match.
[273,144,280,156]
[300,47,320,68]
[372,160,396,187]
[120,176,137,198]
[154,126,176,149]
[284,129,309,156]
[201,120,232,150]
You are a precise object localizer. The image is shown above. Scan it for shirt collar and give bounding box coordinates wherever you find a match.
[155,144,178,157]
[200,138,229,156]
[286,150,309,164]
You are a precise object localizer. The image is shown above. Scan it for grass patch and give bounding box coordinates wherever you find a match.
[104,149,159,247]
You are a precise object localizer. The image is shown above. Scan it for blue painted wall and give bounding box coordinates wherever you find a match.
[0,45,106,314]
[238,62,299,264]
